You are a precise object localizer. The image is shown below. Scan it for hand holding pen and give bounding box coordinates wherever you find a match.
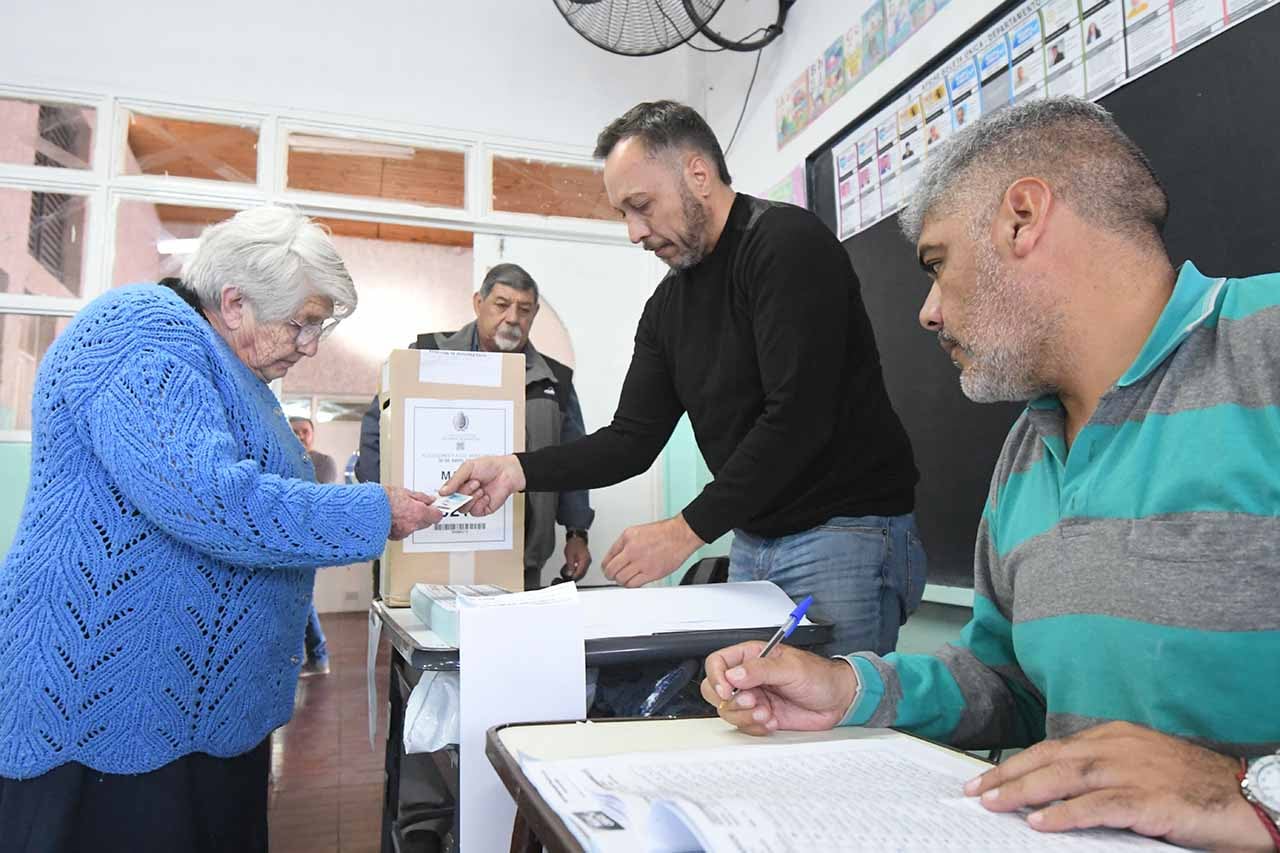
[701,596,864,736]
[715,595,813,715]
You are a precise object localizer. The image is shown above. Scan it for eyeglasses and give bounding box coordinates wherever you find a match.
[289,317,341,346]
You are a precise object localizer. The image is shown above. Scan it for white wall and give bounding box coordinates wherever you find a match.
[2,0,695,149]
[473,234,669,585]
[696,0,1004,195]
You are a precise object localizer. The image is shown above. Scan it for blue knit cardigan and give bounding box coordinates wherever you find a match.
[0,285,391,779]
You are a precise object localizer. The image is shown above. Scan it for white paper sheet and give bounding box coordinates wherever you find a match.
[524,737,1175,852]
[367,608,382,748]
[401,397,514,552]
[418,349,503,387]
[579,581,812,640]
[458,583,585,852]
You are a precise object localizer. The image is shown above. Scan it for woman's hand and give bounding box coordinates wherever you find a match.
[383,486,445,540]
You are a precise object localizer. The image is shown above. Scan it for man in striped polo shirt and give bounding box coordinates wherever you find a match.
[702,97,1280,850]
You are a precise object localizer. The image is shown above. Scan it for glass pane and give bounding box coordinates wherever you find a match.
[310,217,472,248]
[492,156,614,221]
[281,398,312,420]
[123,112,258,183]
[0,188,89,298]
[0,98,94,170]
[114,201,239,287]
[286,134,466,208]
[280,216,576,401]
[0,312,73,431]
[280,216,476,398]
[315,399,369,423]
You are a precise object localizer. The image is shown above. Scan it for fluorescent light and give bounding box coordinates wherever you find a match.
[156,238,200,255]
[288,134,416,160]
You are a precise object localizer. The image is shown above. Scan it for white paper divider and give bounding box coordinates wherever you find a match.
[367,608,383,749]
[457,584,585,852]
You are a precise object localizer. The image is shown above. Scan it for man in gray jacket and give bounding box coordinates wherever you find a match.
[357,263,594,589]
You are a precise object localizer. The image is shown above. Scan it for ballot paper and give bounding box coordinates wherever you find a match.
[522,736,1176,853]
[578,581,813,640]
[431,492,476,516]
[458,583,585,852]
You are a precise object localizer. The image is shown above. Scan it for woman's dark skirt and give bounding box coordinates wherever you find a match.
[0,739,269,853]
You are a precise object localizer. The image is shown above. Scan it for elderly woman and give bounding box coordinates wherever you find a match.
[0,206,440,851]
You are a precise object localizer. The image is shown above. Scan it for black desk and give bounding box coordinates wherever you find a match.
[371,598,832,853]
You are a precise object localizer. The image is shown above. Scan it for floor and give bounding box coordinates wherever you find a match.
[268,611,389,853]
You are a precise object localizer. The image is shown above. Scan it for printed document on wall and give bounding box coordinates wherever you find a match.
[402,398,514,552]
[1082,0,1128,98]
[1008,9,1047,103]
[833,135,861,240]
[1170,0,1226,52]
[1120,0,1173,79]
[1042,0,1087,98]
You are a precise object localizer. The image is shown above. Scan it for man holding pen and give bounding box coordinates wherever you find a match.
[702,98,1280,851]
[442,100,924,657]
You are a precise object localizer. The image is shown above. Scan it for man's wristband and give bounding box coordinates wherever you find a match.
[566,529,589,544]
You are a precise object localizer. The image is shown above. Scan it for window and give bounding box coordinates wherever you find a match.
[286,133,466,208]
[0,312,72,431]
[492,155,613,221]
[113,201,239,287]
[0,98,94,170]
[0,188,89,298]
[279,216,477,398]
[123,111,258,183]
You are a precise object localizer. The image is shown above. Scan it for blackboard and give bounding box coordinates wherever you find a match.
[808,5,1280,587]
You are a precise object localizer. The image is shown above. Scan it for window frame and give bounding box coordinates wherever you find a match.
[0,81,628,440]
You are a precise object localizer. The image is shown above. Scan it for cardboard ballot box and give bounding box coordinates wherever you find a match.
[378,348,525,606]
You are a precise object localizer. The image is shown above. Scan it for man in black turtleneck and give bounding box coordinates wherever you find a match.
[443,101,925,656]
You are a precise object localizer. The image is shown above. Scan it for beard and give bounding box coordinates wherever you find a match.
[493,323,524,352]
[656,183,711,271]
[950,241,1061,403]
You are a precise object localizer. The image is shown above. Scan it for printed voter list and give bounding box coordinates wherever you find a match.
[402,397,514,552]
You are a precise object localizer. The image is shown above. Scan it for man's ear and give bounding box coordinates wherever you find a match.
[473,290,484,317]
[220,286,247,330]
[684,151,713,199]
[995,177,1053,260]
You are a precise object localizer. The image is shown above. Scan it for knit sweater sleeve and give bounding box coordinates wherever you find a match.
[85,344,391,568]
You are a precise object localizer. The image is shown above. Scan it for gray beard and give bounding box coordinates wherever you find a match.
[956,243,1060,404]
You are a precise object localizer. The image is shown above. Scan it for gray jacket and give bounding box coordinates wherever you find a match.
[356,322,594,581]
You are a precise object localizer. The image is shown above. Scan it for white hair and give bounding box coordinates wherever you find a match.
[183,206,357,323]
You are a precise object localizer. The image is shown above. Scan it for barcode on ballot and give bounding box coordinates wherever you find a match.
[437,522,487,531]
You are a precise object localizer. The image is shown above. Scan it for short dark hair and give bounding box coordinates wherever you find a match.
[594,100,732,185]
[480,263,539,302]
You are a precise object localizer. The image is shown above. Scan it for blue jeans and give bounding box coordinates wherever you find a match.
[729,514,927,657]
[304,604,328,664]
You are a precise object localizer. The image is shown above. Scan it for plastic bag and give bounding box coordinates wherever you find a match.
[403,671,461,754]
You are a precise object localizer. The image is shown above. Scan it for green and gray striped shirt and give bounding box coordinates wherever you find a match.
[841,261,1280,758]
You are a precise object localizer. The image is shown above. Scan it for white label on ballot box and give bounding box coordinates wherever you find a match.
[418,349,503,387]
[402,398,514,552]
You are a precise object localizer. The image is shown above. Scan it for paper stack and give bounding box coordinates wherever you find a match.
[409,583,510,646]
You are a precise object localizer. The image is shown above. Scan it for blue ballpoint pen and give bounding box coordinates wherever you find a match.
[720,595,814,708]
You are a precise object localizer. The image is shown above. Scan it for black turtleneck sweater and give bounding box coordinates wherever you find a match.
[518,193,917,543]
